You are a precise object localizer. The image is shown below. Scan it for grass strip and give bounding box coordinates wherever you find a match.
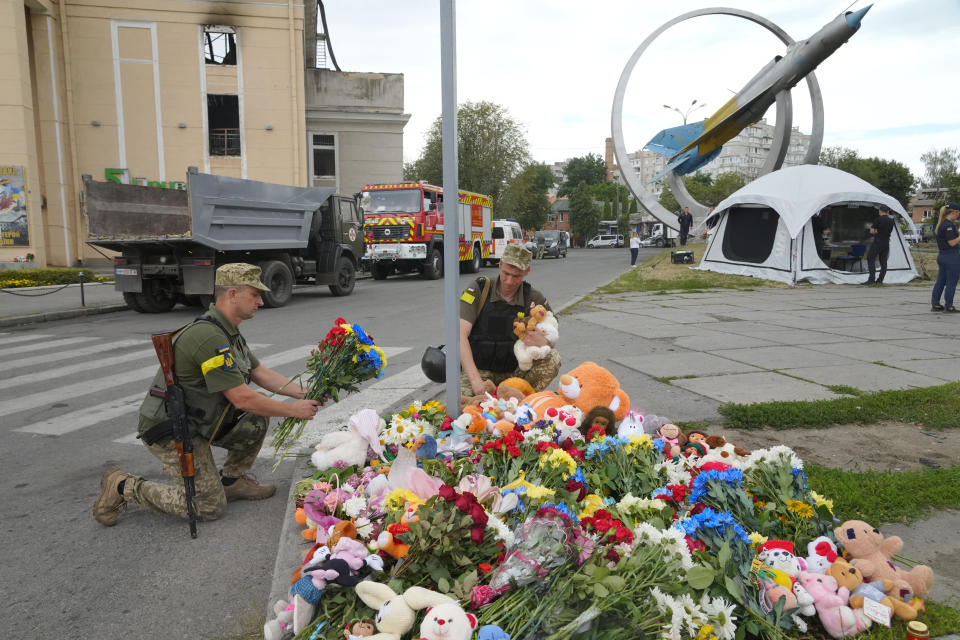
[598,245,785,294]
[806,464,960,525]
[719,382,960,429]
[847,600,960,639]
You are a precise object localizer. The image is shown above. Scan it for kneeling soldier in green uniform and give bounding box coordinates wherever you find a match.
[459,244,561,398]
[93,263,323,526]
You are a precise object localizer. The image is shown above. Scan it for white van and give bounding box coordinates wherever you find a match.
[489,219,524,265]
[587,233,621,248]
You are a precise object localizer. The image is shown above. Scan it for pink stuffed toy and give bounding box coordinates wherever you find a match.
[798,571,871,638]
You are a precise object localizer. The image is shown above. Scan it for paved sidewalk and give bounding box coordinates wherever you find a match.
[0,281,127,326]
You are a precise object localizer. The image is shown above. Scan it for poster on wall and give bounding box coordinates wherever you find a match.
[0,166,29,247]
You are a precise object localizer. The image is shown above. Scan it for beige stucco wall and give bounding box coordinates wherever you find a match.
[1,0,305,266]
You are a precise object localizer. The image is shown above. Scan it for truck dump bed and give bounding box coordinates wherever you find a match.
[84,168,336,252]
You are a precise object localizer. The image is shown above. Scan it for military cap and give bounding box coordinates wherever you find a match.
[215,263,271,291]
[501,245,532,271]
[948,202,960,212]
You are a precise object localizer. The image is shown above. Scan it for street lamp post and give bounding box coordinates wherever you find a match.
[663,99,706,125]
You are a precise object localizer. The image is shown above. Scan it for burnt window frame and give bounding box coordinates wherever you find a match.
[203,25,237,66]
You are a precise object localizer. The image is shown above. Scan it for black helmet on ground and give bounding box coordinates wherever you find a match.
[421,345,446,383]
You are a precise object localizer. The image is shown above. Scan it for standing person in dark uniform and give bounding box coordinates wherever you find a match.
[931,203,960,312]
[93,263,324,527]
[863,205,896,284]
[459,245,560,397]
[678,207,693,246]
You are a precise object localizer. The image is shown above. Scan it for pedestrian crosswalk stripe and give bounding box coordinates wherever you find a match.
[15,393,144,436]
[2,336,99,357]
[8,345,408,436]
[0,333,54,346]
[2,339,144,373]
[5,343,269,390]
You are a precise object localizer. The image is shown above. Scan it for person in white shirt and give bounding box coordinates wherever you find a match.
[629,231,641,265]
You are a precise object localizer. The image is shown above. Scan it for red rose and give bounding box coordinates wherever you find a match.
[478,563,493,574]
[470,524,486,545]
[438,484,457,501]
[565,479,587,501]
[604,548,620,562]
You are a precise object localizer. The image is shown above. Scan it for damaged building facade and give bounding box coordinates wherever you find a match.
[1,0,408,267]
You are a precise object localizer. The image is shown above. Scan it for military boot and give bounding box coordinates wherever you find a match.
[93,467,131,526]
[223,473,276,501]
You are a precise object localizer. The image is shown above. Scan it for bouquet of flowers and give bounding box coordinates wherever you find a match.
[271,317,387,457]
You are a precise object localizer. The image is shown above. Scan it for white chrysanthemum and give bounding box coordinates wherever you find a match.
[676,592,706,636]
[382,415,419,445]
[523,427,554,444]
[701,595,737,640]
[342,495,367,518]
[486,514,515,546]
[744,445,803,472]
[661,526,694,570]
[342,483,355,493]
[354,516,373,539]
[655,460,693,486]
[617,494,668,515]
[650,586,673,613]
[633,522,664,547]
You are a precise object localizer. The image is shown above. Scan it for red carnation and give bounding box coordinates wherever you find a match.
[685,535,707,553]
[388,522,410,535]
[697,461,732,474]
[506,445,522,458]
[587,425,606,441]
[535,441,559,453]
[604,548,620,563]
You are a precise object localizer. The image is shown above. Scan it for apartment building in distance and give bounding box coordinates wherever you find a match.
[698,118,811,182]
[2,0,408,267]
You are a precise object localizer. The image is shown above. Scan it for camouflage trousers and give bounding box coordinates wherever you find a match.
[124,414,268,521]
[460,350,562,396]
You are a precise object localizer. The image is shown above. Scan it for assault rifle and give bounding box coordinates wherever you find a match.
[149,333,198,538]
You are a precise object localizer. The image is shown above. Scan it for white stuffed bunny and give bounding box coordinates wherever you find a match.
[354,582,454,640]
[513,306,559,372]
[311,409,384,470]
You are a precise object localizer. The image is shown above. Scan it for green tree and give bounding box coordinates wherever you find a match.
[403,101,530,211]
[557,153,607,197]
[711,171,746,204]
[603,200,612,217]
[920,147,959,189]
[498,162,554,231]
[569,182,600,242]
[658,183,679,213]
[820,146,916,208]
[658,171,744,212]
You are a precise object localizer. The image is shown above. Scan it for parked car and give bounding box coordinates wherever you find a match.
[903,229,922,244]
[533,230,568,259]
[586,234,619,248]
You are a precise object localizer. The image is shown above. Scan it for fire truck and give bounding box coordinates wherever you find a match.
[359,182,493,280]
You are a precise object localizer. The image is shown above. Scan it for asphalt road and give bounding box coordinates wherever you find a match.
[0,245,647,640]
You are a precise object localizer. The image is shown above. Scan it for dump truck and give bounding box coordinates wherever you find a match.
[83,167,364,313]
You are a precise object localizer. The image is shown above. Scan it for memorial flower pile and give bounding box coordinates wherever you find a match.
[271,318,387,457]
[273,367,934,640]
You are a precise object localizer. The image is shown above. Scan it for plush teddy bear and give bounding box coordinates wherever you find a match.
[525,362,630,422]
[798,571,872,638]
[354,582,455,640]
[757,540,815,622]
[497,378,534,404]
[512,305,559,372]
[834,520,934,601]
[418,601,478,640]
[697,435,751,467]
[826,557,917,621]
[312,409,385,471]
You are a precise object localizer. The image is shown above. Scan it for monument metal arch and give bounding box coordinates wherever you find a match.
[611,8,825,230]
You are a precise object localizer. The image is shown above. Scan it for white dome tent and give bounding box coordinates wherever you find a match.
[698,165,918,285]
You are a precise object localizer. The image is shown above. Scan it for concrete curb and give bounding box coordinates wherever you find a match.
[0,303,129,328]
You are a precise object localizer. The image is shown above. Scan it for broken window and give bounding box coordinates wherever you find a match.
[311,133,337,184]
[208,94,240,156]
[203,26,237,65]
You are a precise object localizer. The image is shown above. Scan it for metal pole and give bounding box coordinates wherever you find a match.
[79,270,86,307]
[440,0,460,414]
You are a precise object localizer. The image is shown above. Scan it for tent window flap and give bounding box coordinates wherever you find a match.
[721,207,780,264]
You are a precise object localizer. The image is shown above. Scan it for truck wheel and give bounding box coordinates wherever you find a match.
[260,260,293,308]
[422,248,443,280]
[371,262,390,280]
[123,292,146,313]
[134,280,178,313]
[461,245,481,274]
[329,257,356,296]
[656,238,664,248]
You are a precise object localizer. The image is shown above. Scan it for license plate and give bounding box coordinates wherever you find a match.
[115,268,138,276]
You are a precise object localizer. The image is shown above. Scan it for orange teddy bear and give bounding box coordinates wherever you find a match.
[525,361,630,422]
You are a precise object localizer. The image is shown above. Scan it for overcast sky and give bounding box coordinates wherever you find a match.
[323,0,960,182]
